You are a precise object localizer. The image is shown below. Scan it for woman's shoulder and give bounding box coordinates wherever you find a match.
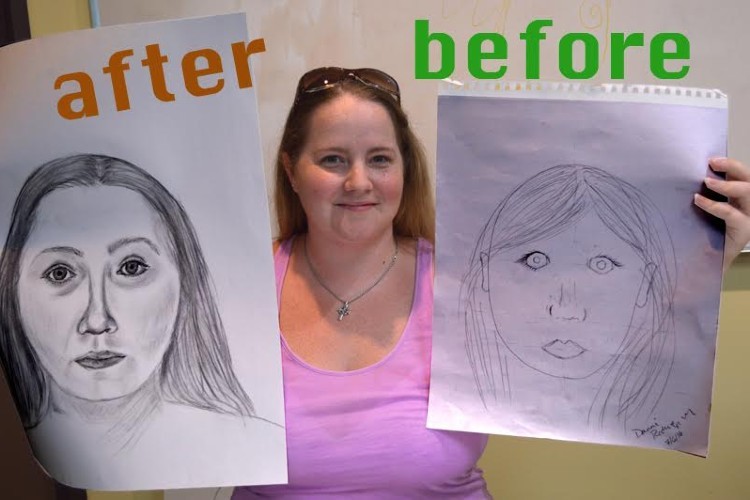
[396,236,432,257]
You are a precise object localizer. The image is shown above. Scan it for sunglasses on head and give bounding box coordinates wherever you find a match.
[294,67,401,104]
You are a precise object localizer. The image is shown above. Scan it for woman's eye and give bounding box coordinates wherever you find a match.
[518,251,550,271]
[370,155,392,167]
[588,255,622,274]
[117,258,150,277]
[319,155,346,168]
[42,264,76,284]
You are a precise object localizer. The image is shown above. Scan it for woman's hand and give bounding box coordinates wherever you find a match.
[694,157,750,271]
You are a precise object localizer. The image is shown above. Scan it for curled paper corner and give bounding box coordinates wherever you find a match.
[443,77,465,87]
[438,78,465,96]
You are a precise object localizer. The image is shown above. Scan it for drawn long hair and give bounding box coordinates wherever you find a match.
[462,164,676,427]
[0,154,255,428]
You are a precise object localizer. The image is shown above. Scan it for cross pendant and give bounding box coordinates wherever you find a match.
[337,301,351,321]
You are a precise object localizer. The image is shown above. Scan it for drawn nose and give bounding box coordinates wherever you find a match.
[77,277,118,335]
[548,279,587,322]
[344,162,372,192]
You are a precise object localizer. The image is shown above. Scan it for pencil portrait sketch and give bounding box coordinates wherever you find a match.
[462,164,677,431]
[0,154,264,452]
[0,14,288,489]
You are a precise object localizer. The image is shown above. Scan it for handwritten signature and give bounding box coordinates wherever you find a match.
[632,409,696,446]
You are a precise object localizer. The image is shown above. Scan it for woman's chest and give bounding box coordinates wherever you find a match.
[279,352,486,490]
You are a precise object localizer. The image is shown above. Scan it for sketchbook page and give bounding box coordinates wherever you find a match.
[427,82,727,457]
[0,14,287,490]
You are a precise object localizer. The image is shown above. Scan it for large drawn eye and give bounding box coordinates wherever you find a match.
[588,255,622,274]
[42,264,77,284]
[518,251,550,271]
[117,258,150,277]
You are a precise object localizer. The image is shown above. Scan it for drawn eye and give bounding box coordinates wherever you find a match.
[42,264,77,284]
[117,258,150,277]
[518,251,550,271]
[588,255,622,274]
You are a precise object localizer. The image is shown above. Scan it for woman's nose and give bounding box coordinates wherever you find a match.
[343,161,373,192]
[547,279,587,321]
[77,276,118,335]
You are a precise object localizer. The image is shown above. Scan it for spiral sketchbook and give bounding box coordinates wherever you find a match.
[0,14,287,489]
[427,81,727,456]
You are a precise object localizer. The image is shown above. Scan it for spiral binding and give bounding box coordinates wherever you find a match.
[438,80,728,108]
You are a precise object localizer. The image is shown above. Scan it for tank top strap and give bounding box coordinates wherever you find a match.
[274,237,295,304]
[414,237,434,300]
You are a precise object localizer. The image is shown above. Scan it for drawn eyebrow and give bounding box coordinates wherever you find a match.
[107,237,160,256]
[38,246,83,257]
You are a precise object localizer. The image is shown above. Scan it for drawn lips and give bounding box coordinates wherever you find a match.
[542,339,586,360]
[75,351,126,370]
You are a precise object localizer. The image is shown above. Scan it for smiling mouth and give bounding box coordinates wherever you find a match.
[75,351,126,370]
[337,202,376,207]
[542,339,587,359]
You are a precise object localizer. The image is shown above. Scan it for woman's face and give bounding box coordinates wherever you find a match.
[486,211,650,379]
[286,93,404,243]
[17,185,180,402]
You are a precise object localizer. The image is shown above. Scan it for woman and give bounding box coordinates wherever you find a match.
[236,66,750,497]
[462,164,677,431]
[235,67,490,498]
[0,154,279,488]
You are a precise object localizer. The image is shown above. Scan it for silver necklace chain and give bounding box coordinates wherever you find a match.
[303,237,399,321]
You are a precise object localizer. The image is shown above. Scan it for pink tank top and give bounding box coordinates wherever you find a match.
[233,238,489,499]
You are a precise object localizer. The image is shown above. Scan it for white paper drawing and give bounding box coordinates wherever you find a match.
[427,84,727,456]
[0,15,286,490]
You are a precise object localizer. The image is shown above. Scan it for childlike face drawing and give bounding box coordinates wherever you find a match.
[285,93,405,244]
[17,185,180,402]
[486,211,650,379]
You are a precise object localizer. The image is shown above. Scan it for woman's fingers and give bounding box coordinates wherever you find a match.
[703,177,750,206]
[709,156,750,182]
[697,157,750,270]
[694,192,747,226]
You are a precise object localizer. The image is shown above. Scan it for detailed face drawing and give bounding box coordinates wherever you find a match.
[486,211,649,379]
[17,185,180,402]
[286,93,404,243]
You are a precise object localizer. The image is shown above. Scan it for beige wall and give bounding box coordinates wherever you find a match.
[25,1,750,499]
[27,0,90,37]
